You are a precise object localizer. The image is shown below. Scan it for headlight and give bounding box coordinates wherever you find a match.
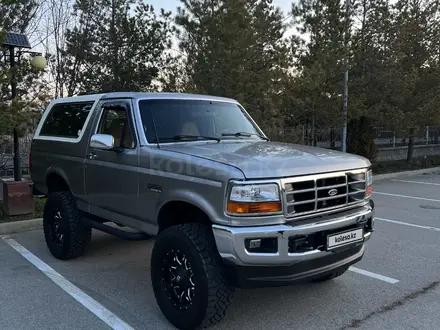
[366,169,373,197]
[227,183,282,215]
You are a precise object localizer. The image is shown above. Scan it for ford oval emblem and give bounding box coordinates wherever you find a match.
[328,189,338,196]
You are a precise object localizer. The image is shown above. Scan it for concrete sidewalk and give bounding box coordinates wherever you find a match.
[0,218,42,235]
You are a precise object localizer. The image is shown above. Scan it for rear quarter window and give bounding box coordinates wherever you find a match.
[39,101,95,138]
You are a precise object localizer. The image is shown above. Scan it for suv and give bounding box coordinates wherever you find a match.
[30,92,375,330]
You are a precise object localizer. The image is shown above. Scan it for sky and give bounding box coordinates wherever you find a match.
[147,0,294,17]
[144,0,297,55]
[32,0,296,56]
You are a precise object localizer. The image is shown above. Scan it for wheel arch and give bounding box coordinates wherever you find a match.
[157,200,213,233]
[45,169,71,194]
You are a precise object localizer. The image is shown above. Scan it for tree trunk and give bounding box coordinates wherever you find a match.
[330,129,335,148]
[305,116,309,145]
[111,0,119,91]
[406,127,415,164]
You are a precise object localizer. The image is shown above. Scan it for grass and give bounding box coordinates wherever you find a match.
[0,196,46,223]
[371,155,440,174]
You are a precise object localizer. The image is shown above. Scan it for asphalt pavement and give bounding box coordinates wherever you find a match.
[2,172,440,330]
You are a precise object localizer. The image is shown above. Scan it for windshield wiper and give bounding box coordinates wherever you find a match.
[221,132,269,141]
[159,135,221,143]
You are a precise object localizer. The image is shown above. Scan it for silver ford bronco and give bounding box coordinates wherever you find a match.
[30,92,375,330]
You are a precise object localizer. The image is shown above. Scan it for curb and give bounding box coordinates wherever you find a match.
[0,218,43,236]
[374,166,440,181]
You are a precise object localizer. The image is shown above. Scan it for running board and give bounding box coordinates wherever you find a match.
[81,217,150,241]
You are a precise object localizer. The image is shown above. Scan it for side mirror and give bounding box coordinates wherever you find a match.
[90,134,115,150]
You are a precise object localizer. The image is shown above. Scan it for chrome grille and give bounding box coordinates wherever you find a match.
[283,169,367,218]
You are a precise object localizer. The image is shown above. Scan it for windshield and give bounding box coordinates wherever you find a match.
[138,99,265,143]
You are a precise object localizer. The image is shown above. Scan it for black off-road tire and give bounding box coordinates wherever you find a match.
[151,223,234,330]
[43,191,92,260]
[312,266,349,283]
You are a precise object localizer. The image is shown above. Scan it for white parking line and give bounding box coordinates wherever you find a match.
[348,267,399,284]
[1,236,134,330]
[374,191,440,203]
[391,179,440,186]
[376,217,440,232]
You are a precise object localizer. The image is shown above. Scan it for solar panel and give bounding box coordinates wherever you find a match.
[2,32,31,48]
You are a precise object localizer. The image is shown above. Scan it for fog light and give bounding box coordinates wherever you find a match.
[245,237,277,253]
[249,239,261,249]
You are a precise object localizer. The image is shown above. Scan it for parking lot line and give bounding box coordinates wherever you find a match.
[348,267,399,284]
[376,217,440,232]
[374,191,440,203]
[391,179,440,186]
[1,236,134,330]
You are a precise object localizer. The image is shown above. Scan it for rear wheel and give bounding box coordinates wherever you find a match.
[151,223,234,330]
[43,191,92,260]
[312,266,349,282]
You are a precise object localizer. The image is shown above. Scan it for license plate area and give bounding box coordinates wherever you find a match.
[327,228,364,251]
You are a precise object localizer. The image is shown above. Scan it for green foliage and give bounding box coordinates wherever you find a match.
[0,0,50,136]
[286,0,347,142]
[64,0,175,95]
[3,0,440,157]
[175,0,293,133]
[0,58,49,135]
[0,0,38,33]
[290,0,440,153]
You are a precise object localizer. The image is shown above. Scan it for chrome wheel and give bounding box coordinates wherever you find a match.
[51,209,64,246]
[162,250,196,310]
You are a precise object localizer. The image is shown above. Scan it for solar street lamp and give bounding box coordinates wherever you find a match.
[2,31,47,182]
[31,55,47,70]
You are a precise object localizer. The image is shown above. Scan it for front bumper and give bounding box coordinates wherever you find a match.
[212,203,374,267]
[225,244,365,288]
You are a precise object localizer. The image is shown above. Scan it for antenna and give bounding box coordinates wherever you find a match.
[149,106,160,149]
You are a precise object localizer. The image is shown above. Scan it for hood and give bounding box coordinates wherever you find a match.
[160,141,371,179]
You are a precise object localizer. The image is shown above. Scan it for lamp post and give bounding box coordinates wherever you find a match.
[2,32,46,181]
[1,32,46,216]
[341,0,350,153]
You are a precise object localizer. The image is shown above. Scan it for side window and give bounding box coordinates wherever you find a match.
[97,103,135,149]
[40,101,94,138]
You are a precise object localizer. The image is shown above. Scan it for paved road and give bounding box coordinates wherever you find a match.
[2,173,440,330]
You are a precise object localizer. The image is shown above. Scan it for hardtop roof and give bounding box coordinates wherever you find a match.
[52,92,238,104]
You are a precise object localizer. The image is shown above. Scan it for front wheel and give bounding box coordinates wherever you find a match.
[151,223,234,330]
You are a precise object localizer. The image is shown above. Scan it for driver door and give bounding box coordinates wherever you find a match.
[84,99,139,223]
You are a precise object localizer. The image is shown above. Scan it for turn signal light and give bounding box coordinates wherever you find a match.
[365,169,373,197]
[366,185,372,197]
[227,201,282,214]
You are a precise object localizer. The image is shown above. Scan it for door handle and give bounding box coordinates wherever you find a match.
[86,153,98,160]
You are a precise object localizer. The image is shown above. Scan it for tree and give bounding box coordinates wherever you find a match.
[289,0,347,146]
[382,0,440,163]
[63,0,175,95]
[175,0,293,137]
[0,0,50,137]
[349,0,394,120]
[0,0,51,174]
[40,0,75,98]
[347,115,378,160]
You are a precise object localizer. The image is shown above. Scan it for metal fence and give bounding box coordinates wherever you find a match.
[371,126,440,148]
[0,133,33,178]
[276,126,440,149]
